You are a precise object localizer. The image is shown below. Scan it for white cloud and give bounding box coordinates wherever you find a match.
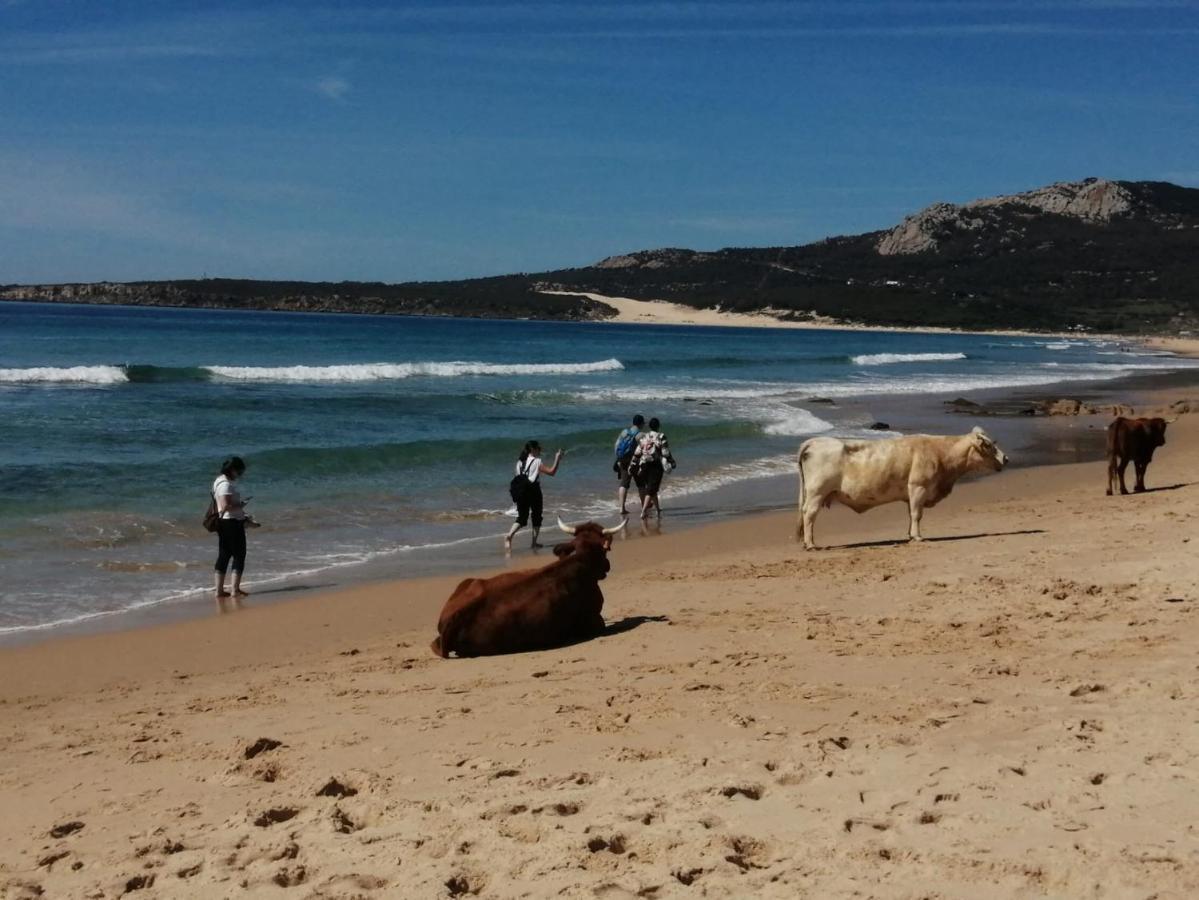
[315,76,350,100]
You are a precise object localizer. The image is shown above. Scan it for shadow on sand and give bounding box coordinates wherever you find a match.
[601,614,671,637]
[1139,482,1194,494]
[830,529,1047,551]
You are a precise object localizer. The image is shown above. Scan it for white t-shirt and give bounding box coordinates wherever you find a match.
[213,475,245,520]
[515,456,543,484]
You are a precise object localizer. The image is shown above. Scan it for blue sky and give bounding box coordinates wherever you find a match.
[2,1,1197,283]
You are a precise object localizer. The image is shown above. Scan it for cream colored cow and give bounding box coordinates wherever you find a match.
[797,427,1009,550]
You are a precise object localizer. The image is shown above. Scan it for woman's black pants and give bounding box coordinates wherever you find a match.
[215,519,247,575]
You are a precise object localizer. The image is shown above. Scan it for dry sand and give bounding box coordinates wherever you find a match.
[4,416,1199,898]
[539,290,1125,342]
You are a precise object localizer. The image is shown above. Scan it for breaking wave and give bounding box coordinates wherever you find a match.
[0,359,625,385]
[0,365,128,384]
[850,352,967,366]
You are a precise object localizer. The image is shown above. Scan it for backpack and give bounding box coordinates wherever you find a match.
[508,458,533,504]
[202,493,219,533]
[639,433,663,464]
[614,428,639,461]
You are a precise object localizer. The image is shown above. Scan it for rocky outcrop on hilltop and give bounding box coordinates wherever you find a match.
[593,249,709,270]
[876,178,1145,256]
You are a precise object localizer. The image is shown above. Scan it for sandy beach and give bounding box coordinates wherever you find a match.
[539,290,1133,342]
[4,399,1199,898]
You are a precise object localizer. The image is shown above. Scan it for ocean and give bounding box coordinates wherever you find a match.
[1,300,1195,638]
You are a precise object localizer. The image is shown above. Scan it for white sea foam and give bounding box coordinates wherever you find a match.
[206,359,624,382]
[759,405,836,436]
[850,352,967,366]
[0,365,128,384]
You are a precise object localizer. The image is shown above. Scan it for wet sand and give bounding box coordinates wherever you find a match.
[3,394,1199,897]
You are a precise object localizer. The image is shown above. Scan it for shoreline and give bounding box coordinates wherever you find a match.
[4,413,1199,895]
[5,365,1199,649]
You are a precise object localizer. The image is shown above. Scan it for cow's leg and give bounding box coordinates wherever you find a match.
[801,494,823,550]
[1134,460,1147,493]
[907,486,927,542]
[1117,457,1131,495]
[1106,455,1117,496]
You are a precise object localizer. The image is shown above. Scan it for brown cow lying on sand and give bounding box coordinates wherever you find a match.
[797,426,1009,550]
[1106,416,1168,495]
[431,518,626,658]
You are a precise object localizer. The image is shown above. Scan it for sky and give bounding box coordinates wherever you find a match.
[2,1,1197,284]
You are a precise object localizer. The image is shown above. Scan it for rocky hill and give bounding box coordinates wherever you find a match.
[6,178,1199,333]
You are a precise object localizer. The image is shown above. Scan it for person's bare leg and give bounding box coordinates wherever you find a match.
[531,526,543,549]
[505,521,522,553]
[232,572,249,597]
[618,485,629,515]
[214,571,229,598]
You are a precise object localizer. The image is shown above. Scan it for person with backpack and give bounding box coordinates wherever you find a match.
[630,417,677,522]
[210,456,259,599]
[613,414,645,516]
[505,440,563,553]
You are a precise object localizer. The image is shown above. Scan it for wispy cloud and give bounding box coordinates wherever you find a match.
[314,75,351,100]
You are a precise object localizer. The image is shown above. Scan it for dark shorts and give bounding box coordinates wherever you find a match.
[616,459,635,489]
[516,482,543,528]
[634,462,664,496]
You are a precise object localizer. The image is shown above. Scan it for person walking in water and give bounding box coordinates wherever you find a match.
[631,417,677,522]
[613,414,644,516]
[505,440,563,552]
[212,456,258,598]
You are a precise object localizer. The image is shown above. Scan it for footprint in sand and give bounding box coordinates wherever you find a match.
[253,807,299,828]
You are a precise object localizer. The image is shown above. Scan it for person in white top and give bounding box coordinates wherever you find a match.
[505,440,563,553]
[212,456,258,599]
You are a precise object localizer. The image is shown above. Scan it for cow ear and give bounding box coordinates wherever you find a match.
[552,542,574,558]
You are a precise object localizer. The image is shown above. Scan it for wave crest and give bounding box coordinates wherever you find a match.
[850,352,967,366]
[0,359,625,385]
[0,365,128,384]
[202,359,626,382]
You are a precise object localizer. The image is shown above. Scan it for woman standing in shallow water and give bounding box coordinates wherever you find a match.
[505,440,563,552]
[212,456,258,598]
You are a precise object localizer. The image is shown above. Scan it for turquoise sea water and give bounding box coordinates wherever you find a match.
[1,301,1195,635]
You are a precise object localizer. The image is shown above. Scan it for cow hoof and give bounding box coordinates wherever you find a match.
[1105,489,1112,496]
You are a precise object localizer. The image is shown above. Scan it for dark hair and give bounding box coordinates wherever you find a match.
[649,417,660,430]
[518,440,541,464]
[220,456,246,478]
[632,414,645,427]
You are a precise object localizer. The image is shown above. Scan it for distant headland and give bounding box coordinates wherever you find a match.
[5,178,1198,334]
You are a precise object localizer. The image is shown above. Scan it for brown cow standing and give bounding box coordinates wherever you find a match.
[431,518,625,658]
[1106,416,1168,495]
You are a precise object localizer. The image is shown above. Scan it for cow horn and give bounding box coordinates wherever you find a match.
[556,515,577,535]
[602,517,629,536]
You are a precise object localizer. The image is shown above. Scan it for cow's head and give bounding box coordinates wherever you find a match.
[1149,417,1169,447]
[969,426,1009,471]
[554,517,627,579]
